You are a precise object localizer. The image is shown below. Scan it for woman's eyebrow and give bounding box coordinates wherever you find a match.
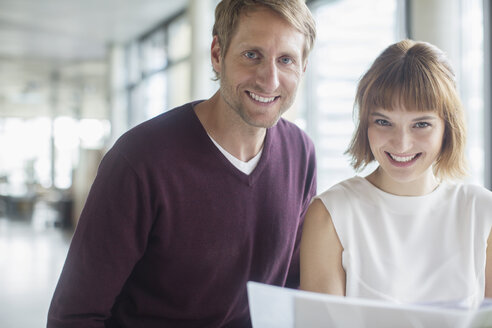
[370,112,439,121]
[370,111,389,118]
[412,115,439,121]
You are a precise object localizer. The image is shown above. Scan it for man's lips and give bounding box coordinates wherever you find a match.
[247,91,279,104]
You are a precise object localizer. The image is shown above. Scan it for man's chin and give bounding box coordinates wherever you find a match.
[244,116,282,129]
[242,110,285,129]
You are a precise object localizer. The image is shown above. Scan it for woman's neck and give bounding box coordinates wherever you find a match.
[365,166,440,196]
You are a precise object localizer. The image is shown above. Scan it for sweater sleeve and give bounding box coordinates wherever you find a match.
[47,148,154,327]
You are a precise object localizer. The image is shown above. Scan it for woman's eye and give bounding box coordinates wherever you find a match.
[414,122,430,128]
[375,119,390,126]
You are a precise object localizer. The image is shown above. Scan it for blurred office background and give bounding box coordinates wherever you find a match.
[0,0,489,326]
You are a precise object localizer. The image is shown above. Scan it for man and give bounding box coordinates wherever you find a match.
[48,0,317,327]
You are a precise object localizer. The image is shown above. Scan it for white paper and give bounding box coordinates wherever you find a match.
[247,282,492,328]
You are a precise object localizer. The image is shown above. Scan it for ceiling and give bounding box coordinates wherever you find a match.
[0,0,188,61]
[0,0,189,119]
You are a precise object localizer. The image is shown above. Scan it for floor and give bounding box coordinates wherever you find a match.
[0,201,72,328]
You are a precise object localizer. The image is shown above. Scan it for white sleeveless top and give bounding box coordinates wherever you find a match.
[317,176,492,308]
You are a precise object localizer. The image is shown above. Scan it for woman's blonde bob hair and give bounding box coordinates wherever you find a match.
[212,0,316,80]
[346,39,467,180]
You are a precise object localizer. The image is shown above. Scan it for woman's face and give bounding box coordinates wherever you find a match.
[367,105,445,189]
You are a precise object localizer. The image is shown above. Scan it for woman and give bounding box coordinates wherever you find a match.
[300,39,492,308]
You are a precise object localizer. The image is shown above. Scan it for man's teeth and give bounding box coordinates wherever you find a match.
[249,92,275,103]
[390,153,416,162]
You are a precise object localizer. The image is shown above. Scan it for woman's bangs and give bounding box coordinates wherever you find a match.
[367,67,444,114]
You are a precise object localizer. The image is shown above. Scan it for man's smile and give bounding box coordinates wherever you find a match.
[247,91,279,104]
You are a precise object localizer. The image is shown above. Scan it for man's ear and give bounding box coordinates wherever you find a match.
[211,36,222,74]
[302,59,308,73]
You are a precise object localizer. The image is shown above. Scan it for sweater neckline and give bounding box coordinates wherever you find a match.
[189,101,270,186]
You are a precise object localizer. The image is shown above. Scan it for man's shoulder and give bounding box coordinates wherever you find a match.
[109,101,202,158]
[120,102,199,141]
[273,118,313,145]
[130,101,198,136]
[274,117,306,133]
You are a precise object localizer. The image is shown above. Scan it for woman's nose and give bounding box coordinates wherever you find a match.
[390,128,413,153]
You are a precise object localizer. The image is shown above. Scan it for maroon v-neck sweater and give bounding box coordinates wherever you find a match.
[48,101,317,327]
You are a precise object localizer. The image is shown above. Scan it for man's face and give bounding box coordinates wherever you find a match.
[212,7,306,129]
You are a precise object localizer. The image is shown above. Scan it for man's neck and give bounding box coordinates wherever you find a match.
[194,93,266,162]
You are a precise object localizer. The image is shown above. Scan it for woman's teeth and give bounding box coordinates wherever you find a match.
[389,153,417,162]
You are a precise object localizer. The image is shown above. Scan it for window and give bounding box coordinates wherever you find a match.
[460,0,484,185]
[0,117,109,190]
[141,29,167,75]
[125,11,192,127]
[302,0,402,192]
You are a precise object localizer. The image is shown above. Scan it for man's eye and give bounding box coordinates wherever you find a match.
[375,119,390,126]
[245,51,257,59]
[415,122,430,128]
[280,57,293,64]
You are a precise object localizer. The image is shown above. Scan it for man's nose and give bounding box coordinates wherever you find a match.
[256,59,280,93]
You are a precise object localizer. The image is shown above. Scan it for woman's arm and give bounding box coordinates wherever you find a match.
[299,198,345,295]
[485,230,492,298]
